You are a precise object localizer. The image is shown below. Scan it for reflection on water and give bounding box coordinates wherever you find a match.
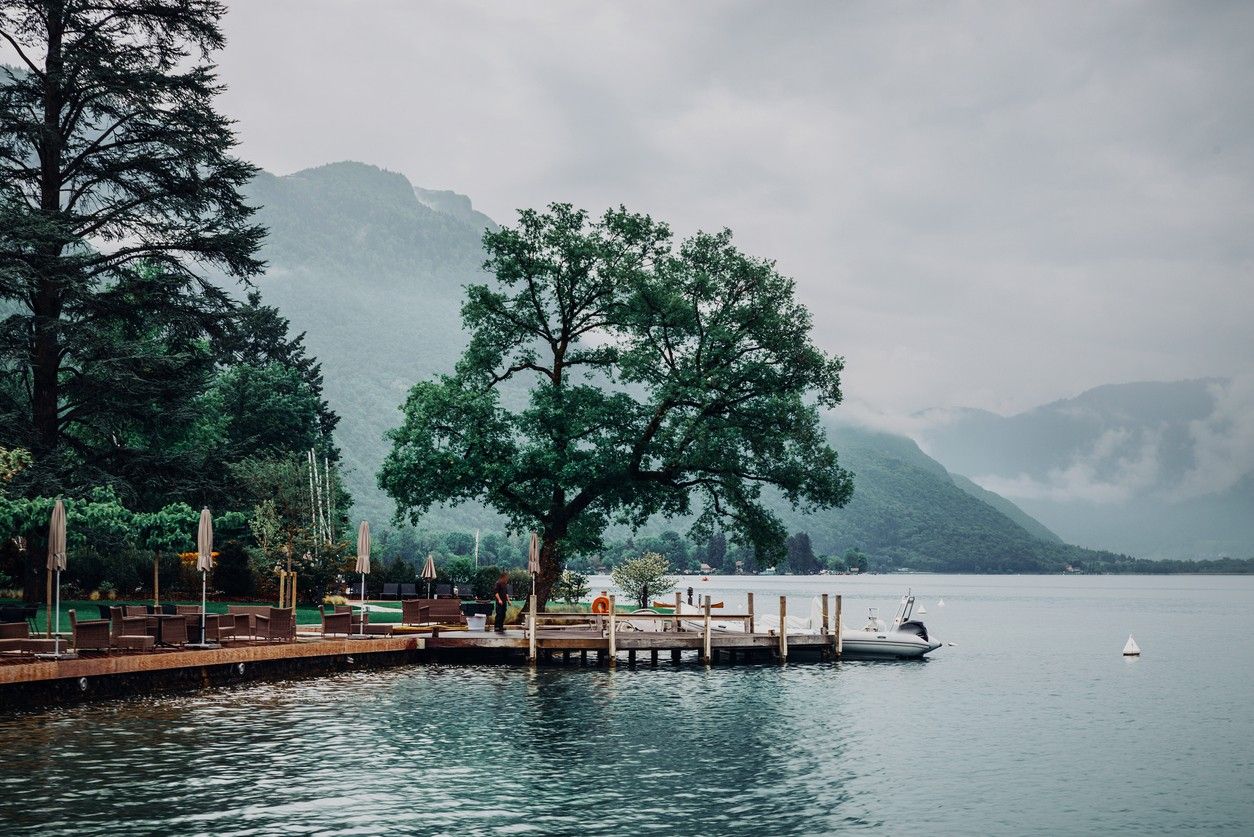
[2,575,1252,835]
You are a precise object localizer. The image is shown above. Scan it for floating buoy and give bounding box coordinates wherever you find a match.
[1122,635,1141,656]
[937,599,945,607]
[917,605,928,615]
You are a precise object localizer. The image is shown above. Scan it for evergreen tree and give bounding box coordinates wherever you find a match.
[0,1,264,487]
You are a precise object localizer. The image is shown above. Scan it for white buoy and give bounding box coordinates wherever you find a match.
[937,599,945,607]
[1122,635,1141,656]
[917,605,928,615]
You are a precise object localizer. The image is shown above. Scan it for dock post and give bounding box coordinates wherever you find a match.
[674,591,683,631]
[747,592,755,634]
[671,648,681,665]
[580,649,587,666]
[702,595,712,665]
[835,594,843,657]
[821,594,829,637]
[821,593,830,660]
[779,596,788,663]
[527,594,537,665]
[608,595,617,667]
[628,649,636,667]
[650,649,658,667]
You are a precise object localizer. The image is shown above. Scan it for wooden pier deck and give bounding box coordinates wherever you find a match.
[0,594,844,708]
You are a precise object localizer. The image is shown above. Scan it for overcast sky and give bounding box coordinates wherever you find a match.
[212,1,1253,416]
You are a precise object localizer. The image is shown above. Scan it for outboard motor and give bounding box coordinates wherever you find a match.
[897,620,930,642]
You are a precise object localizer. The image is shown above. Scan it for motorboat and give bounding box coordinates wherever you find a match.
[839,592,942,659]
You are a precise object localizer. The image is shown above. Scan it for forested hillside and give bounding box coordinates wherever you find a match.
[243,161,1124,572]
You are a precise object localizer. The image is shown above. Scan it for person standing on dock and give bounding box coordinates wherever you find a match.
[493,572,510,633]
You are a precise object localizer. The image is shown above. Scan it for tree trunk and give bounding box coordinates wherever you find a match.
[534,533,564,613]
[32,7,65,458]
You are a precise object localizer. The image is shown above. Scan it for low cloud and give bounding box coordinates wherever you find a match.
[1172,374,1254,501]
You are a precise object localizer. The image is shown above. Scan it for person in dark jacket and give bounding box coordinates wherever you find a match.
[493,572,510,633]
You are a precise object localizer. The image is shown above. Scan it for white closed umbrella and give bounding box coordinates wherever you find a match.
[193,507,214,647]
[527,532,540,598]
[355,521,371,635]
[421,553,436,598]
[46,499,67,657]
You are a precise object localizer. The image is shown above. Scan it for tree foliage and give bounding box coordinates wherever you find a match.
[381,204,853,606]
[611,551,676,608]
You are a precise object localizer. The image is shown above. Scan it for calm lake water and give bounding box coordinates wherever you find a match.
[1,574,1252,835]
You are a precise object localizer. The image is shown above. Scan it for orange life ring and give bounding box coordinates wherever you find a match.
[591,595,611,614]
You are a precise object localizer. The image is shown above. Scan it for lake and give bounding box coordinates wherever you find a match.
[1,574,1251,835]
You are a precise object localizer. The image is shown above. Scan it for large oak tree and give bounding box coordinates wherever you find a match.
[380,205,854,607]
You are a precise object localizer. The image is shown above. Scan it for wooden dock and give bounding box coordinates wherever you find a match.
[0,594,844,708]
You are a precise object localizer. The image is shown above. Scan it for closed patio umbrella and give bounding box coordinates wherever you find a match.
[527,532,540,598]
[192,507,215,647]
[421,553,436,598]
[355,521,371,636]
[45,499,67,657]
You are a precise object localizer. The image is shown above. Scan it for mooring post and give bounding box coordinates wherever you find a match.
[580,649,588,666]
[650,649,658,667]
[674,591,683,631]
[702,595,712,665]
[608,594,617,667]
[779,596,788,662]
[628,649,636,667]
[671,648,681,665]
[528,593,537,665]
[835,594,843,658]
[821,593,829,637]
[747,592,755,634]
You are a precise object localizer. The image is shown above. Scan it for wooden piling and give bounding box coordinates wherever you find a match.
[650,649,658,667]
[580,649,588,666]
[628,649,636,667]
[747,592,755,634]
[834,594,843,657]
[674,591,683,631]
[608,595,617,667]
[821,594,829,636]
[671,648,681,665]
[527,594,537,665]
[779,596,788,662]
[702,595,712,664]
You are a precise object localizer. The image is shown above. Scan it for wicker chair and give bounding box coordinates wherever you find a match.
[260,607,296,642]
[69,610,111,651]
[108,607,155,651]
[321,607,351,637]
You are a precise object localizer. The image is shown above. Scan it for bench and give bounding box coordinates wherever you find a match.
[381,583,399,600]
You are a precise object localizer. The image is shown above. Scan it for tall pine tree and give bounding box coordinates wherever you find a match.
[0,1,264,493]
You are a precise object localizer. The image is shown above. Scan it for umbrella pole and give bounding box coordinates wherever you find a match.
[201,570,207,645]
[360,571,366,636]
[53,569,60,656]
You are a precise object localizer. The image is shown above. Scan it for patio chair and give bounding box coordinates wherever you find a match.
[433,583,454,598]
[69,609,111,652]
[381,583,399,599]
[321,606,351,637]
[261,607,296,642]
[109,607,156,651]
[175,605,236,644]
[401,599,431,625]
[123,605,150,617]
[399,583,417,598]
[0,621,29,654]
[227,606,272,640]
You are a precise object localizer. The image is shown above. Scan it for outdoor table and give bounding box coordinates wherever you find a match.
[145,614,188,647]
[184,613,218,645]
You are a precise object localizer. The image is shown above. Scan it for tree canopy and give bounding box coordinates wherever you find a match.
[381,204,853,606]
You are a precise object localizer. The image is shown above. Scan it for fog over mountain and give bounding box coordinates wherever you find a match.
[906,379,1254,559]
